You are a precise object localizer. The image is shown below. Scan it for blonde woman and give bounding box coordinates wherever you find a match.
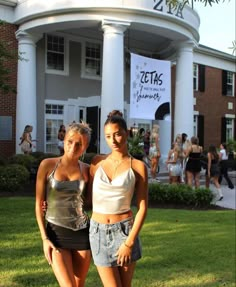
[35,122,92,287]
[149,124,161,181]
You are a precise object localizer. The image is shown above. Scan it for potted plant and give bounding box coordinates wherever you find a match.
[128,134,144,160]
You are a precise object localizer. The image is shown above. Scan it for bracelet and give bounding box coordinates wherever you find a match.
[124,242,132,249]
[42,237,49,241]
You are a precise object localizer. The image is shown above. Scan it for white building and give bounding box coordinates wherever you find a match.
[0,0,235,159]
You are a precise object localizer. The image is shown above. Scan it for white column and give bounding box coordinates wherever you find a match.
[100,20,130,154]
[15,30,37,153]
[174,41,194,138]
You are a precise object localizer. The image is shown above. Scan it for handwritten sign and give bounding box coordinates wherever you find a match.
[130,53,171,120]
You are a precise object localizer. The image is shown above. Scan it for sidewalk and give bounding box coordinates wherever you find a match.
[150,161,236,210]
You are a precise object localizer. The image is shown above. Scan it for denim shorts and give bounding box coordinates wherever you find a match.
[89,217,142,267]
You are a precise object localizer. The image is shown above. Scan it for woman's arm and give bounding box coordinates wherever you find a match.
[207,152,211,177]
[35,159,56,264]
[124,159,148,248]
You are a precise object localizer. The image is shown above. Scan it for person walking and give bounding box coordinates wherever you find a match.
[166,142,182,184]
[19,125,34,154]
[185,136,203,188]
[219,143,234,189]
[57,124,66,155]
[35,122,92,287]
[206,144,223,202]
[88,110,148,287]
[149,125,161,182]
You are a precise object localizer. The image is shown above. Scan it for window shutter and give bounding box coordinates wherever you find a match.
[197,115,204,147]
[222,70,227,95]
[221,117,226,143]
[198,65,205,92]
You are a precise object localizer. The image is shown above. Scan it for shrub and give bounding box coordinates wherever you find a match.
[0,164,30,193]
[8,154,36,170]
[148,183,213,208]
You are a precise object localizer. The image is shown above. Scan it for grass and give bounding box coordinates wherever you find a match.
[0,197,235,287]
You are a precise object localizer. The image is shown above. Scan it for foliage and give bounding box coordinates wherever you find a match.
[227,139,236,153]
[148,183,213,208]
[0,20,18,94]
[0,197,235,286]
[128,134,145,157]
[0,164,29,192]
[8,154,36,170]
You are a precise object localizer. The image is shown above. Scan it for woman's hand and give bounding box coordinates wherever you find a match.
[43,238,59,265]
[116,242,132,266]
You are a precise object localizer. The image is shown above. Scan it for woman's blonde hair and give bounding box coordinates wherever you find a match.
[66,121,92,141]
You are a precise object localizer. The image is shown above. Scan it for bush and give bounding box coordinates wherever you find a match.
[148,183,213,208]
[8,154,36,170]
[0,164,30,193]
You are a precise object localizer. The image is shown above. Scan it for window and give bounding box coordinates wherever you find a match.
[226,118,234,141]
[222,70,234,96]
[0,116,12,140]
[226,72,233,96]
[82,41,102,79]
[46,34,68,75]
[193,64,198,91]
[46,104,64,115]
[45,103,65,154]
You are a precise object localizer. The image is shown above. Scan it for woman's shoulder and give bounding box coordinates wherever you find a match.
[131,157,147,175]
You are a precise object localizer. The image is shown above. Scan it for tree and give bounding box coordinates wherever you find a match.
[0,20,17,94]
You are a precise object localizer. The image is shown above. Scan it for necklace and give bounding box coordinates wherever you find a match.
[108,155,130,177]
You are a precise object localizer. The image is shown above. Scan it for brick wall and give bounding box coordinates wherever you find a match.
[195,66,236,150]
[0,22,18,159]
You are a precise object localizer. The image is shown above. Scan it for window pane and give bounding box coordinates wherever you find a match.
[47,35,65,71]
[85,42,101,76]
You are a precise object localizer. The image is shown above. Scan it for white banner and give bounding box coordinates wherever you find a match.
[130,53,171,120]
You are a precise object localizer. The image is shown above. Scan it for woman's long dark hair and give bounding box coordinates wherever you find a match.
[208,144,219,161]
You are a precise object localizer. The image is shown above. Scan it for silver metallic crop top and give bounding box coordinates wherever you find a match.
[45,160,89,231]
[92,159,136,214]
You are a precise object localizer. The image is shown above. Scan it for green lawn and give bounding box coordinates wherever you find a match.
[0,197,235,287]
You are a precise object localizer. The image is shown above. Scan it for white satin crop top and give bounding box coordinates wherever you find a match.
[92,159,136,214]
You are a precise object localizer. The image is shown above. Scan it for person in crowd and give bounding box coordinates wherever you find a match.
[185,136,203,188]
[88,110,148,287]
[166,142,182,184]
[57,124,66,155]
[219,143,234,189]
[206,144,223,201]
[149,125,161,182]
[19,125,34,154]
[181,133,190,183]
[143,129,151,158]
[35,122,92,287]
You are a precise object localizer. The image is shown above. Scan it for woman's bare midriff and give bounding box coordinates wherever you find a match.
[91,210,133,224]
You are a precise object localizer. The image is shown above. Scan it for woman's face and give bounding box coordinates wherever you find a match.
[104,123,128,152]
[64,131,89,158]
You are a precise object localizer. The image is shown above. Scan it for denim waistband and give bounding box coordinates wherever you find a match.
[90,217,133,232]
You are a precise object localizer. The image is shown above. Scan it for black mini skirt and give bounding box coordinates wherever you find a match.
[46,221,90,250]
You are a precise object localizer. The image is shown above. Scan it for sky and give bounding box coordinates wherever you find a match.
[193,0,235,55]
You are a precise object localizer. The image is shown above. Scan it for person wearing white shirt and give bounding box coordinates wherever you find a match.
[219,143,234,189]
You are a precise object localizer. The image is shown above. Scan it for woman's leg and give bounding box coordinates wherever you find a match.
[96,262,136,287]
[186,171,193,187]
[51,248,91,287]
[212,177,223,200]
[194,172,200,188]
[96,266,122,287]
[72,250,91,287]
